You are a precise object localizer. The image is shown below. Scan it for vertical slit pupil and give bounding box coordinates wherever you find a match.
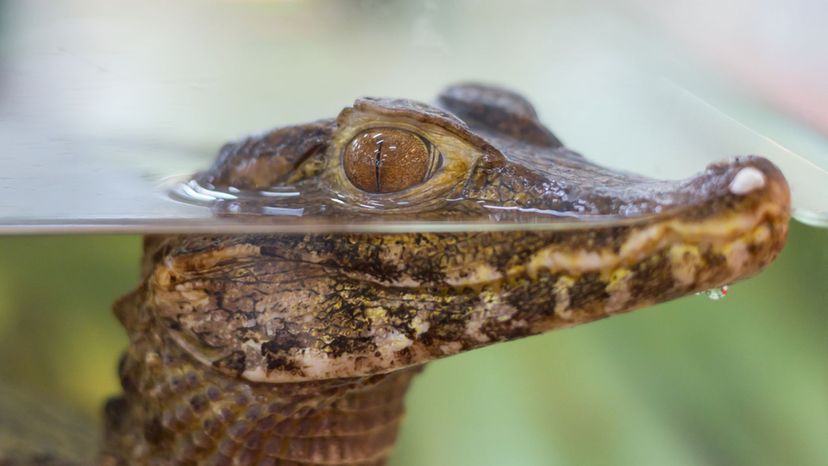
[375,140,384,192]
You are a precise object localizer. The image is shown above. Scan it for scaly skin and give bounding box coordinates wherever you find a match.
[101,84,790,465]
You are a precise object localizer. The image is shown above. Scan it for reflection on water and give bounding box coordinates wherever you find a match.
[167,175,658,232]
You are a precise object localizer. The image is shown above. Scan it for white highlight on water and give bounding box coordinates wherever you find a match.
[697,285,729,300]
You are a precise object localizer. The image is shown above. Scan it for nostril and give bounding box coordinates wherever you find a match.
[729,166,767,195]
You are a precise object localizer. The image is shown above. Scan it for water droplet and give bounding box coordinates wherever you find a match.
[697,285,729,300]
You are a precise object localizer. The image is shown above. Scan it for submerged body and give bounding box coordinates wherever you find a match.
[102,84,789,465]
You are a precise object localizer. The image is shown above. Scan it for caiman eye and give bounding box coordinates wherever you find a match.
[343,128,440,193]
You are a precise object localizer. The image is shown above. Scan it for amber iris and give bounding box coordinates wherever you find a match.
[343,128,433,193]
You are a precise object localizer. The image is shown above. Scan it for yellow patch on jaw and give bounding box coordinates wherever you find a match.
[751,224,771,244]
[410,315,430,336]
[619,225,666,258]
[669,211,768,239]
[153,267,172,287]
[445,263,503,287]
[527,250,614,279]
[439,341,463,355]
[604,268,633,313]
[464,318,487,342]
[378,330,413,351]
[668,244,702,287]
[460,290,517,342]
[606,267,631,284]
[506,264,526,277]
[723,239,750,274]
[179,243,260,270]
[366,307,387,321]
[179,290,210,306]
[553,275,576,319]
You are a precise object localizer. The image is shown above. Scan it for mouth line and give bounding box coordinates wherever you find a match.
[532,200,784,276]
[439,194,788,292]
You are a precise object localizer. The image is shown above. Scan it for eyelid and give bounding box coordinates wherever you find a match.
[342,127,442,194]
[324,118,477,213]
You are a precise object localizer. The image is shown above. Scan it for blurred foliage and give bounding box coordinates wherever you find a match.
[0,223,826,465]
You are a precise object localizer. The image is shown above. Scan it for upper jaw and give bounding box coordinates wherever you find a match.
[466,142,790,223]
[329,97,791,227]
[194,95,790,231]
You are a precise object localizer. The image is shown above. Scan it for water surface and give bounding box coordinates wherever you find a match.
[1,0,826,234]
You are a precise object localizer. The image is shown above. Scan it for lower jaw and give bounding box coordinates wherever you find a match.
[526,205,789,331]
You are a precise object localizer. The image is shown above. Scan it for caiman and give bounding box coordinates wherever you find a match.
[5,83,792,465]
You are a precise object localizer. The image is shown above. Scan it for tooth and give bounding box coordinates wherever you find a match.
[729,167,766,195]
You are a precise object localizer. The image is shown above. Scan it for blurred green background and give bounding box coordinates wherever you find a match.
[0,223,825,465]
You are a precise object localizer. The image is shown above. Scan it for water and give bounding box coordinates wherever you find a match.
[697,285,729,301]
[1,0,826,234]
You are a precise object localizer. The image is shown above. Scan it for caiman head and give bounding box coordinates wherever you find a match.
[132,83,790,384]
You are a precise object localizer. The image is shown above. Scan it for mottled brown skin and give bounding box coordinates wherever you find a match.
[102,83,790,465]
